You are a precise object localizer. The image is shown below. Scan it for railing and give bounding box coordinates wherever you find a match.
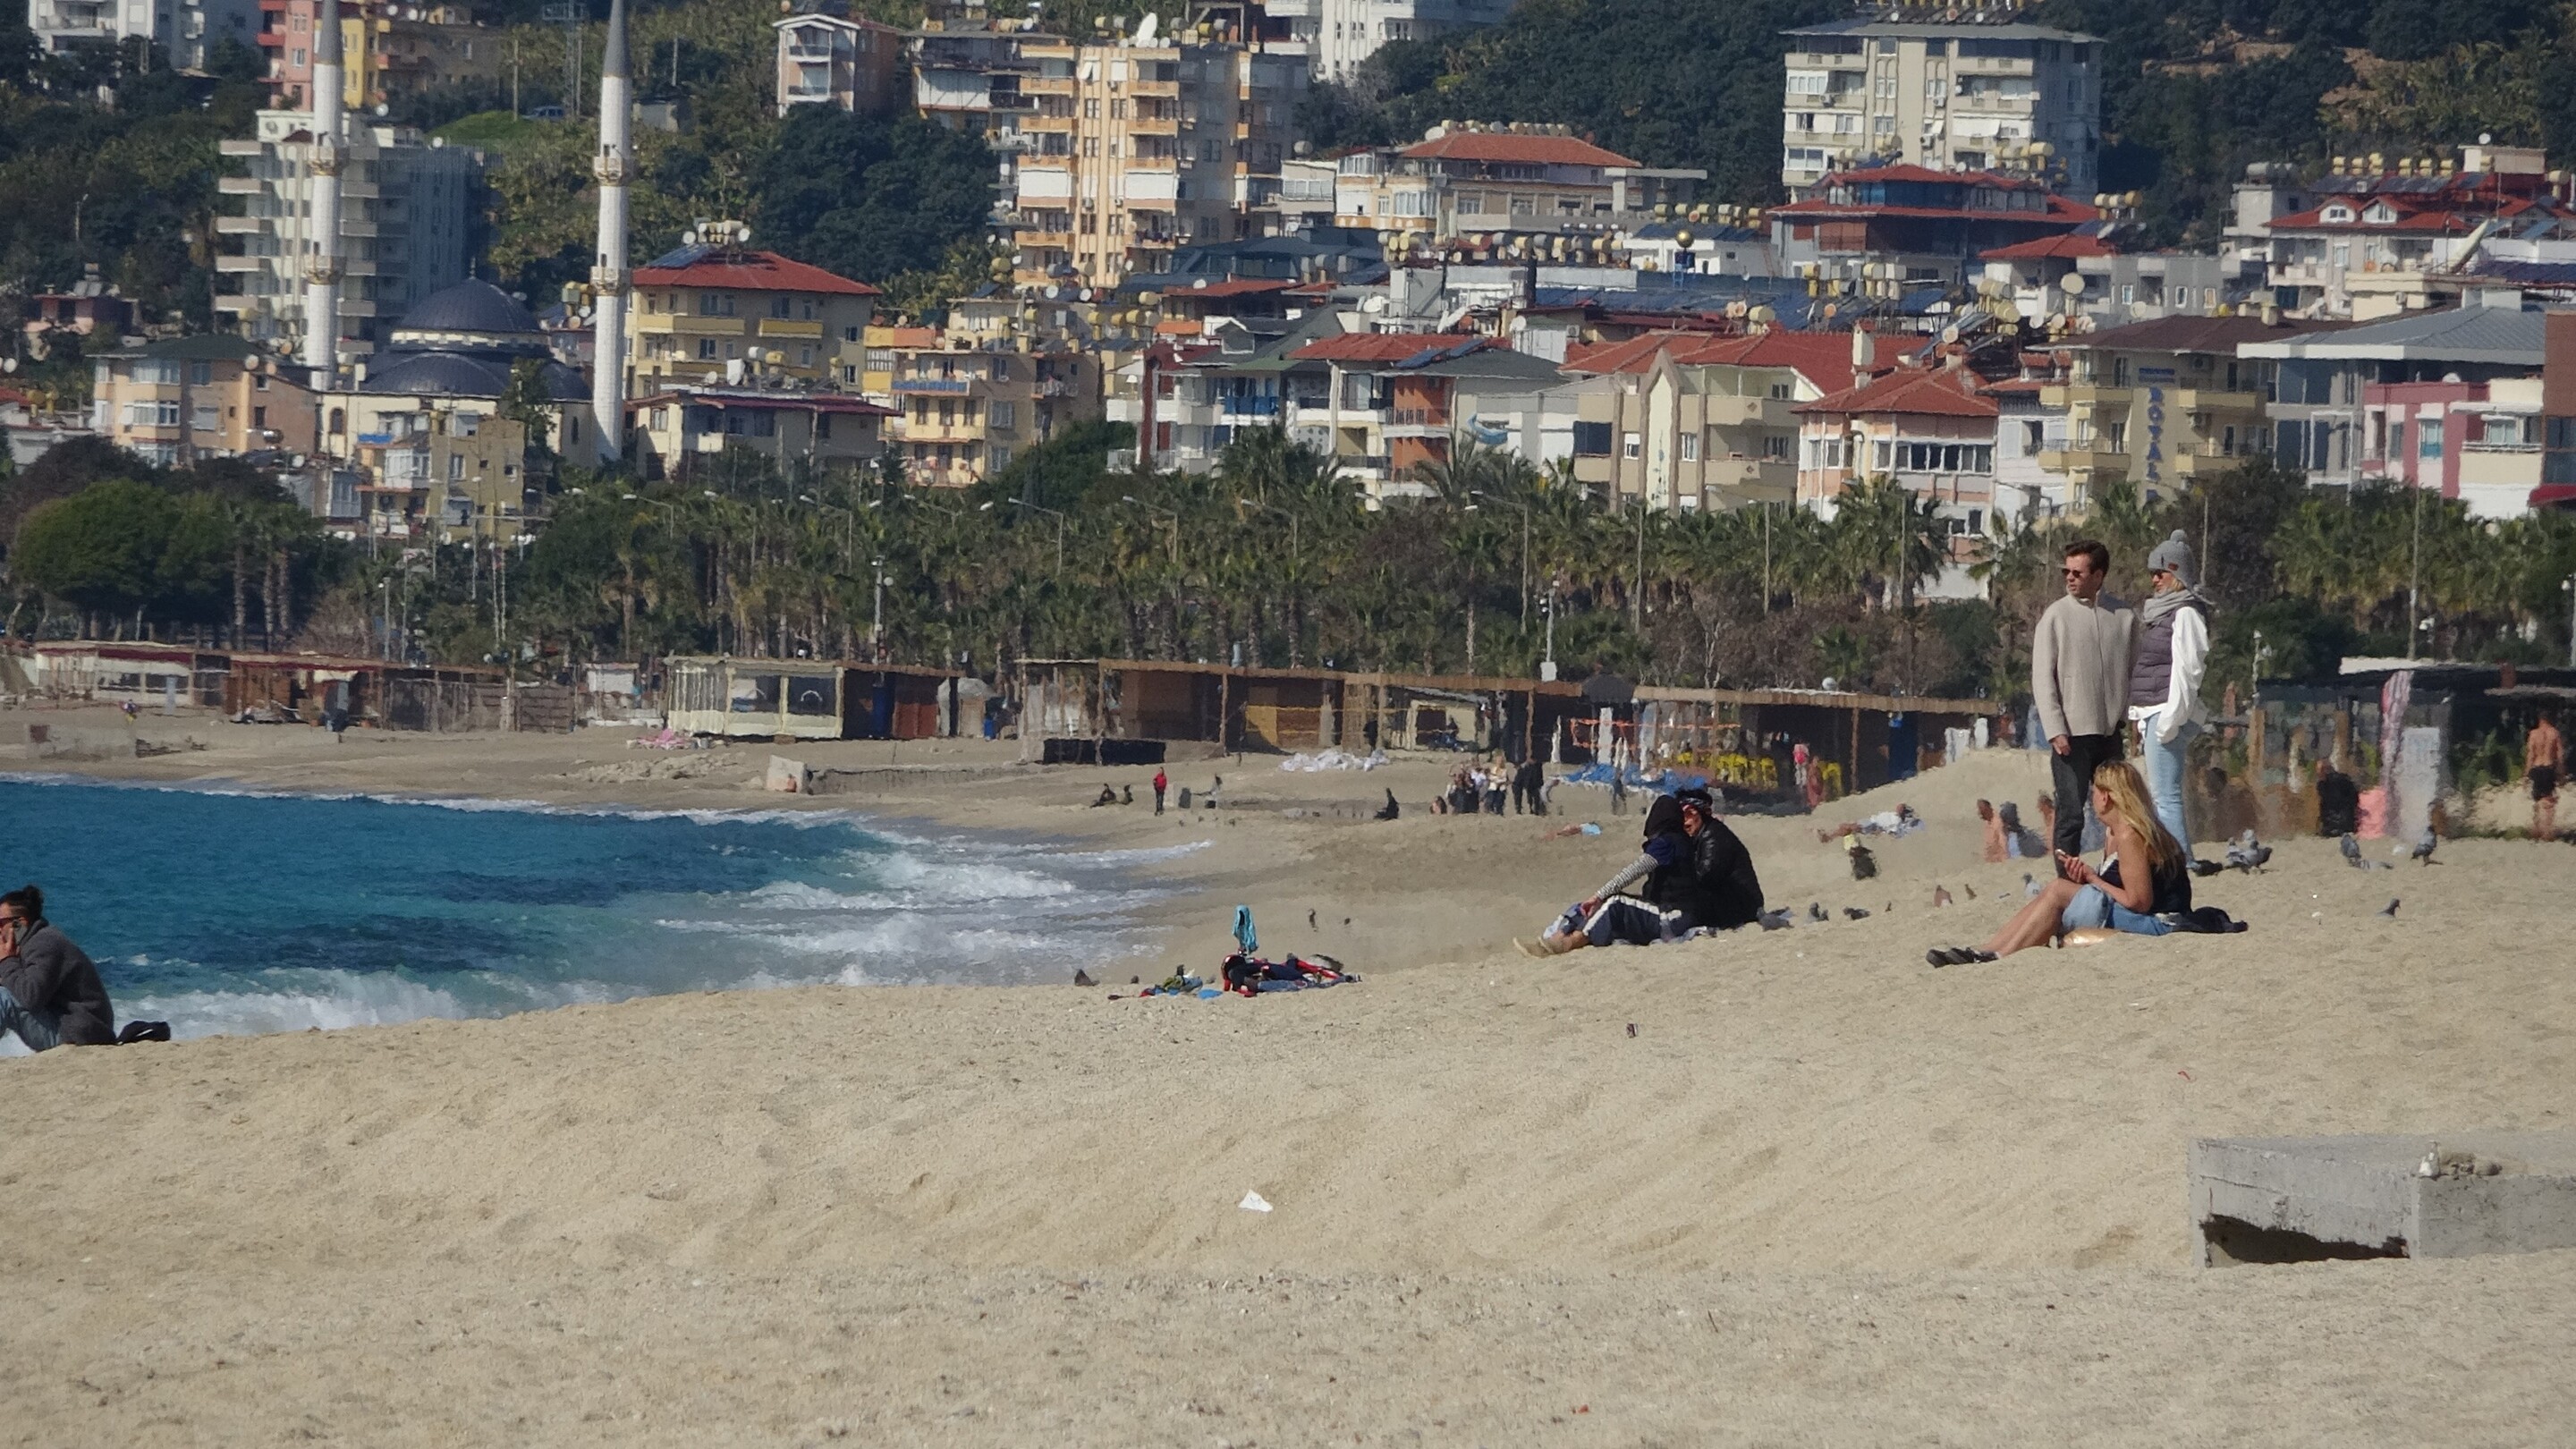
[892,377,972,394]
[1219,395,1282,418]
[1386,408,1445,428]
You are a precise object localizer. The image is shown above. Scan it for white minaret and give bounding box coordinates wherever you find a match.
[589,0,632,462]
[301,0,346,375]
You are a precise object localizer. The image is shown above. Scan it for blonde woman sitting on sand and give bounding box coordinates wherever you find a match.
[1927,760,2190,967]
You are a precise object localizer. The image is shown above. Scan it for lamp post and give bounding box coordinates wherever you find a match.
[2564,572,2576,669]
[1237,496,1299,569]
[1469,487,1533,624]
[869,556,886,659]
[1010,497,1067,576]
[1123,494,1181,568]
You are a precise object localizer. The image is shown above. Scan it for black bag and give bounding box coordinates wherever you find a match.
[115,1021,173,1045]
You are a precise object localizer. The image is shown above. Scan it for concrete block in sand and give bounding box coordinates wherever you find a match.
[764,755,810,793]
[2190,1131,2576,1267]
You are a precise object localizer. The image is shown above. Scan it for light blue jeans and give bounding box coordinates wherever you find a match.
[2137,713,2199,849]
[0,987,64,1053]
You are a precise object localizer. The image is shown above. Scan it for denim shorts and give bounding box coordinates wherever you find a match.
[2061,884,2175,937]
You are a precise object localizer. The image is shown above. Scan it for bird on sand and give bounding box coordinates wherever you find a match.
[2022,873,2042,900]
[1963,884,1978,900]
[1308,909,1318,930]
[1843,907,1871,920]
[1073,969,1096,987]
[1933,886,1953,907]
[2411,829,2439,866]
[1808,902,1827,922]
[2224,829,2272,872]
[2341,834,2389,869]
[2378,898,2400,918]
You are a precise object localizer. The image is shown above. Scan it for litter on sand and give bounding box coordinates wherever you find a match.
[1240,1191,1274,1213]
[1276,748,1388,772]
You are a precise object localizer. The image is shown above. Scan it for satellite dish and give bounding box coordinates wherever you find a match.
[1,357,14,374]
[2059,273,2088,295]
[1133,11,1157,44]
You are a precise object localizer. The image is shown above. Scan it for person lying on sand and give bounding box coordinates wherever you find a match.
[0,886,115,1053]
[1814,804,1921,843]
[1927,761,2190,967]
[1519,788,1764,955]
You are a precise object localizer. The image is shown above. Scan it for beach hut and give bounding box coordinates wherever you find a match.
[665,657,963,741]
[28,641,229,708]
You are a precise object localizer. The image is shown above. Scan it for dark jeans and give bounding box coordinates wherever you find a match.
[2050,733,2124,867]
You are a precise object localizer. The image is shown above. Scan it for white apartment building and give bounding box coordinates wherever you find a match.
[213,110,481,356]
[29,0,258,68]
[1780,15,2099,200]
[1261,0,1515,81]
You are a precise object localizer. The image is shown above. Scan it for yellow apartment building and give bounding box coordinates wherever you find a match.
[1008,36,1306,290]
[627,241,880,394]
[89,334,319,467]
[885,340,1102,487]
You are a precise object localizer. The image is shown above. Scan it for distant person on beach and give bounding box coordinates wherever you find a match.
[2131,530,2209,851]
[1979,800,2007,863]
[1152,767,1168,816]
[0,886,114,1052]
[2314,758,2360,838]
[2529,713,2563,840]
[1513,758,1546,817]
[1519,788,1763,954]
[1929,761,2189,964]
[2033,538,2137,871]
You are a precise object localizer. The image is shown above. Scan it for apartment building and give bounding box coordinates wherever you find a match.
[30,0,257,69]
[2241,296,2547,487]
[1977,225,2251,330]
[1332,124,1703,237]
[1794,358,2002,574]
[2034,314,2343,504]
[1779,14,2100,201]
[629,388,894,483]
[774,2,902,116]
[258,0,498,113]
[627,242,880,394]
[885,340,1101,487]
[88,334,318,467]
[1771,164,2092,291]
[1008,35,1307,290]
[2357,377,2547,519]
[214,111,482,353]
[351,402,530,541]
[1562,329,1853,513]
[2253,144,2576,319]
[1259,0,1515,81]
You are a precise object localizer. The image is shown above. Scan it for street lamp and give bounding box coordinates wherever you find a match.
[1123,494,1181,568]
[1236,496,1300,568]
[869,556,886,659]
[2563,572,2576,670]
[1008,496,1067,575]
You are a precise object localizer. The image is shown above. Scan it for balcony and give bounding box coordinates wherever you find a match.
[1703,457,1797,494]
[217,176,266,196]
[757,318,824,339]
[2039,382,2132,409]
[2169,388,2261,412]
[212,216,267,235]
[892,377,973,394]
[1217,394,1283,420]
[1703,394,1794,428]
[1382,407,1447,437]
[2038,443,2131,476]
[635,313,750,336]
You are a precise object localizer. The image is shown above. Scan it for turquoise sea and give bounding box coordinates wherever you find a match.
[0,775,1190,1046]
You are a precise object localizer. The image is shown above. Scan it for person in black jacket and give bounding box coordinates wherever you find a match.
[0,886,115,1052]
[1520,789,1765,953]
[2313,758,2361,838]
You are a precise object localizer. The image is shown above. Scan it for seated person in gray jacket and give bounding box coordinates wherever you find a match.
[0,886,115,1052]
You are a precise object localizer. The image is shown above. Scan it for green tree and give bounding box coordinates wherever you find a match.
[12,479,180,630]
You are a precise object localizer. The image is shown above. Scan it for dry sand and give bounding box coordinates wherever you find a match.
[4,707,2574,1445]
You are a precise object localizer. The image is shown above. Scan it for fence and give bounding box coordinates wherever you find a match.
[381,677,508,733]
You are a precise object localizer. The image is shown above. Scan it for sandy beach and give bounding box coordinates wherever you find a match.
[4,708,2574,1445]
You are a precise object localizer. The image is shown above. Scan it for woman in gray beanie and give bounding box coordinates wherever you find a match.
[2130,530,2210,849]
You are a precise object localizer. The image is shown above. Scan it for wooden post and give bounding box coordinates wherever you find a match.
[1848,703,1861,797]
[1217,668,1233,756]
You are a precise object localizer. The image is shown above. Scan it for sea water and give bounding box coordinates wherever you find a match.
[0,775,1194,1046]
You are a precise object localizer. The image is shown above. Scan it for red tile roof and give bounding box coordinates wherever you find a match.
[1289,332,1490,363]
[1796,364,1998,420]
[632,250,880,296]
[1562,328,1854,392]
[1981,233,2118,260]
[1397,132,1640,169]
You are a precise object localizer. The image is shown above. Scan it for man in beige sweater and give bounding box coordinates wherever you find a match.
[2031,538,2140,866]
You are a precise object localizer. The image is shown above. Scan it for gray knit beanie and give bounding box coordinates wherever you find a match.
[2147,529,2196,587]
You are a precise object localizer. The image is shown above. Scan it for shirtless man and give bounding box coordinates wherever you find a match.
[2529,711,2564,841]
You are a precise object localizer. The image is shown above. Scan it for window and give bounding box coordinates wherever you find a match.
[648,405,667,430]
[2387,419,2405,458]
[698,292,736,317]
[2104,420,2126,453]
[864,349,894,373]
[447,453,465,480]
[1453,191,1486,215]
[189,360,213,386]
[990,357,1010,382]
[1510,193,1536,216]
[1573,421,1613,456]
[988,400,1015,430]
[989,445,1012,470]
[252,406,267,428]
[2023,419,2045,452]
[815,411,832,441]
[132,360,181,386]
[2419,418,2443,459]
[1763,434,1792,461]
[127,401,181,427]
[698,338,718,360]
[843,326,861,343]
[190,404,218,431]
[1622,432,1641,460]
[1679,432,1699,462]
[771,296,793,318]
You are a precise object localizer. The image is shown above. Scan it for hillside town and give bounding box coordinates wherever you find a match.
[12,0,2572,559]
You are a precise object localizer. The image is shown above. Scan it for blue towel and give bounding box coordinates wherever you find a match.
[1233,905,1258,955]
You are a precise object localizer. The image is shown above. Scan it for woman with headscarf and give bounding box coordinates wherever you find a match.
[2131,530,2211,852]
[1519,790,1761,954]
